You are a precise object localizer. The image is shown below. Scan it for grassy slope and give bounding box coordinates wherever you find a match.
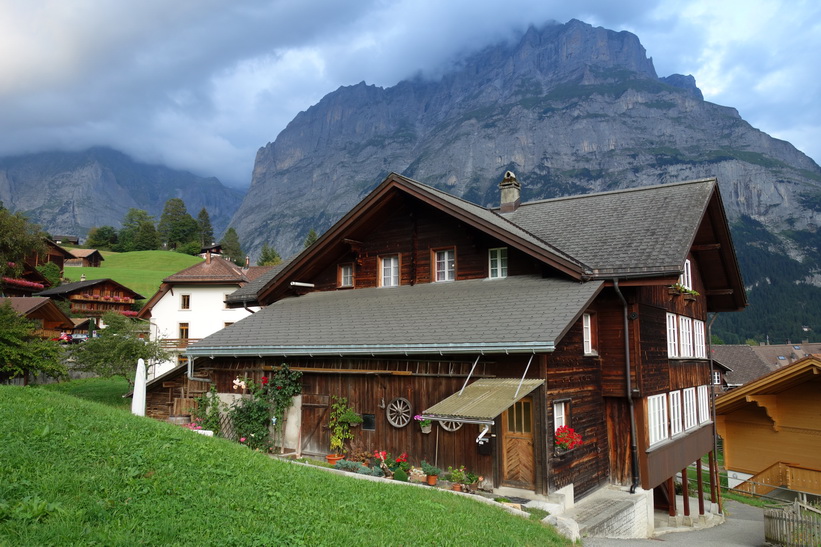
[40,377,132,410]
[0,387,569,546]
[62,250,202,301]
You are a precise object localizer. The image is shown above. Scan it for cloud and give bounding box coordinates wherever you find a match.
[0,0,818,189]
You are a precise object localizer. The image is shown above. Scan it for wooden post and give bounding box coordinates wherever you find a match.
[697,458,705,515]
[667,477,676,517]
[682,467,690,517]
[713,450,723,514]
[709,450,717,504]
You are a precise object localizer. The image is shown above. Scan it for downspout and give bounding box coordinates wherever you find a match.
[614,279,640,493]
[187,356,211,383]
[707,312,721,512]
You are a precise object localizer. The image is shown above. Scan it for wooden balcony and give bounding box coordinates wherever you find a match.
[159,338,202,350]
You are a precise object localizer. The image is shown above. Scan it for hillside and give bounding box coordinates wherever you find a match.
[64,250,202,300]
[0,147,244,239]
[230,19,821,344]
[0,386,567,545]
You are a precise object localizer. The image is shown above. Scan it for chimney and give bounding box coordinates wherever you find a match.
[244,256,250,270]
[499,170,521,213]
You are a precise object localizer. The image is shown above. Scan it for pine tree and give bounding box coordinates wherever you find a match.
[303,229,318,249]
[257,243,282,266]
[157,198,199,249]
[197,208,214,247]
[115,209,155,252]
[220,228,243,266]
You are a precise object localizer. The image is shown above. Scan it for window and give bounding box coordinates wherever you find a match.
[680,259,692,290]
[507,399,532,434]
[224,322,234,328]
[553,401,567,431]
[666,313,679,357]
[362,414,376,431]
[583,313,597,355]
[224,294,231,310]
[434,249,455,282]
[698,385,710,423]
[339,264,353,287]
[488,247,508,279]
[712,370,721,385]
[694,319,707,358]
[380,255,399,287]
[683,387,697,430]
[679,316,693,357]
[648,394,668,446]
[179,322,189,340]
[180,294,190,310]
[669,391,683,436]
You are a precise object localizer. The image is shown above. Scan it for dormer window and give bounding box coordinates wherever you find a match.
[489,247,508,279]
[679,259,692,290]
[434,249,455,282]
[380,255,399,287]
[338,264,353,288]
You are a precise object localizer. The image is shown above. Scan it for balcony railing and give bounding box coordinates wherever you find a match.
[159,338,202,349]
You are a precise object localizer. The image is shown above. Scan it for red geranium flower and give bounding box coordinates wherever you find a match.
[261,377,269,385]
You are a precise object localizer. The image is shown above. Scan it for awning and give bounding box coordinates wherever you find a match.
[421,378,544,425]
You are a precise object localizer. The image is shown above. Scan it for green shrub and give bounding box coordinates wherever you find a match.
[393,469,409,482]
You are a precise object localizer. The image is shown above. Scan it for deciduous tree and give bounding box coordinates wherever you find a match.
[0,206,45,278]
[85,226,118,249]
[0,301,66,381]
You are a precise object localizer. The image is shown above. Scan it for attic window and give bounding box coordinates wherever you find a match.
[778,356,786,360]
[679,259,692,290]
[434,249,455,282]
[488,247,508,279]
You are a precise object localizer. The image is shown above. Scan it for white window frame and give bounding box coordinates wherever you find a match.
[698,385,710,423]
[339,264,353,287]
[679,316,693,358]
[666,313,679,357]
[434,249,455,282]
[380,255,399,287]
[648,394,669,446]
[683,387,697,430]
[694,319,707,358]
[553,401,566,432]
[488,247,508,279]
[669,391,683,437]
[680,259,692,290]
[583,313,593,355]
[712,370,721,385]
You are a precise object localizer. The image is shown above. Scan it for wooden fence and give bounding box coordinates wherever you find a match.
[765,501,821,547]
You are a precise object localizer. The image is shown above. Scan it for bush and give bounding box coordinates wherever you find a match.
[393,469,409,482]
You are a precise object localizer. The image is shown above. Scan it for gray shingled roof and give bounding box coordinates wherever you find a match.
[35,278,145,299]
[504,179,716,277]
[226,258,293,304]
[710,345,775,386]
[188,275,603,357]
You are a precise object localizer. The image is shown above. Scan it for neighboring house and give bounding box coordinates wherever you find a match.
[51,235,79,245]
[748,342,821,369]
[27,239,74,279]
[1,263,50,296]
[715,356,821,494]
[65,248,105,267]
[145,172,745,527]
[35,278,143,319]
[1,297,74,339]
[137,253,274,378]
[710,345,775,390]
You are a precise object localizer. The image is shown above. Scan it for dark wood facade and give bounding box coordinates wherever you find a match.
[150,175,743,506]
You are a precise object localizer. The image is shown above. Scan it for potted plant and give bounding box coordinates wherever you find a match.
[447,465,467,491]
[327,396,363,464]
[421,460,442,486]
[414,414,432,434]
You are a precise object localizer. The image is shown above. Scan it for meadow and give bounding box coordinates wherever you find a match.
[0,384,570,546]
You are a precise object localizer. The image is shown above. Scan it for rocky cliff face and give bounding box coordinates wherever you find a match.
[0,147,244,238]
[233,19,821,265]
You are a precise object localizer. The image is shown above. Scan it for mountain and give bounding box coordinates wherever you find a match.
[231,19,821,344]
[0,147,244,238]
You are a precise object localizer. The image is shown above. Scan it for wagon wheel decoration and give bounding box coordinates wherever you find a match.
[386,397,412,428]
[439,420,463,432]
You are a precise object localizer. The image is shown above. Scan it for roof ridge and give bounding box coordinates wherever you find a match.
[504,178,717,210]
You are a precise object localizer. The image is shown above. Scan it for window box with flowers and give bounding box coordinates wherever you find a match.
[554,425,583,456]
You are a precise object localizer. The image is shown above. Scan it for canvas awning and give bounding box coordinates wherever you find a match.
[421,378,544,425]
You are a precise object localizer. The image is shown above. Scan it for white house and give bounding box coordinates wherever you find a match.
[137,252,276,377]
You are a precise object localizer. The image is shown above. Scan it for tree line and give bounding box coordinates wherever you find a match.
[85,199,247,265]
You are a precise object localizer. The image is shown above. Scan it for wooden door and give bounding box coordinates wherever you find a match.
[501,397,535,488]
[300,393,330,456]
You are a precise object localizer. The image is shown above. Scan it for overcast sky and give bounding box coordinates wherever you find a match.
[1,0,818,189]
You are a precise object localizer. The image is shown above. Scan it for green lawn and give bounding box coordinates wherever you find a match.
[40,377,131,410]
[0,386,570,546]
[62,250,202,300]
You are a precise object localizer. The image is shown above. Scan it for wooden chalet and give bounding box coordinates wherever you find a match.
[35,278,144,318]
[65,248,105,268]
[146,172,745,514]
[1,297,74,339]
[715,356,821,496]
